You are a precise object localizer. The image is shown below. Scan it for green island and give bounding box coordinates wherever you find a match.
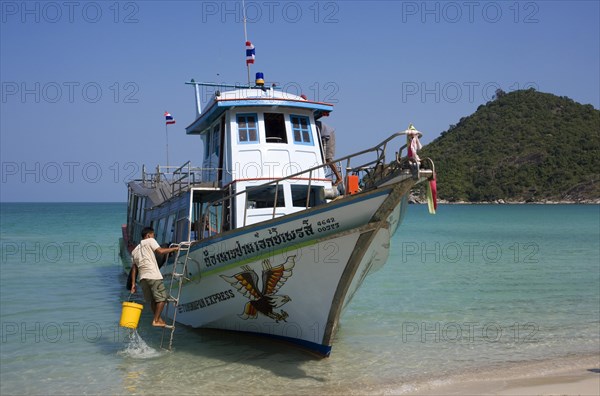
[418,88,600,203]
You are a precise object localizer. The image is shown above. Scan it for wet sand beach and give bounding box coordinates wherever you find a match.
[406,355,600,395]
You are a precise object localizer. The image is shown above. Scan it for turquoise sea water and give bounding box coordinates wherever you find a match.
[1,203,599,394]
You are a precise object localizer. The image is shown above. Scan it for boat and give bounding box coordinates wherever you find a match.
[119,72,437,356]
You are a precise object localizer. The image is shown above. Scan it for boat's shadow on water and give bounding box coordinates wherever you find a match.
[180,326,327,382]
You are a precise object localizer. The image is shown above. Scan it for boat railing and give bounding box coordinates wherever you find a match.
[200,131,421,237]
[168,161,223,196]
[138,163,221,195]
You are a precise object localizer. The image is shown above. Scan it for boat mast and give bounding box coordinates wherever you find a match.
[165,121,169,168]
[242,0,250,85]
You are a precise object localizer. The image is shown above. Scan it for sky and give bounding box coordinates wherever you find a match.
[1,0,599,202]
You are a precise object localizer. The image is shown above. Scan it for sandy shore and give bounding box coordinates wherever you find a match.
[405,355,600,396]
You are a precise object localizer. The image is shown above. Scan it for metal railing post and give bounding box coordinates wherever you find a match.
[272,181,280,219]
[305,169,313,208]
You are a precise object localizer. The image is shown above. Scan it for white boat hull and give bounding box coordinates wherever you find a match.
[172,230,361,354]
[159,179,415,355]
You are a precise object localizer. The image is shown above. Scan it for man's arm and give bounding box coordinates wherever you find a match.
[155,246,179,255]
[148,237,178,255]
[130,263,137,293]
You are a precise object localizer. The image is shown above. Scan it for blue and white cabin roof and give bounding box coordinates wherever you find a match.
[186,88,334,135]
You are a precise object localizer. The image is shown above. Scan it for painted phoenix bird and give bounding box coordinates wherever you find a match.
[220,256,296,322]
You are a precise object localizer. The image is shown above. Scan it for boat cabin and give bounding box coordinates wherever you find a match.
[125,81,337,248]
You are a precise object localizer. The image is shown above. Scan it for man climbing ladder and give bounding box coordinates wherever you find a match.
[130,227,179,327]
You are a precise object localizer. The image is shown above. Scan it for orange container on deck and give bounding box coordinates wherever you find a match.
[346,175,360,195]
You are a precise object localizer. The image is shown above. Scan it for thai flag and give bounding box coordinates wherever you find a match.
[246,41,255,65]
[165,112,175,125]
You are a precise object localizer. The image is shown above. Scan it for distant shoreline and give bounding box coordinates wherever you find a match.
[409,197,600,205]
[438,200,600,205]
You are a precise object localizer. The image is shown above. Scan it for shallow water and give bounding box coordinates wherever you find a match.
[1,203,598,394]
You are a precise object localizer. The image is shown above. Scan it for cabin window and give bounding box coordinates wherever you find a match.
[165,213,175,244]
[290,115,313,145]
[212,124,220,156]
[246,185,285,209]
[291,185,326,207]
[156,217,166,245]
[133,196,144,223]
[202,201,224,236]
[137,197,145,223]
[192,190,230,238]
[237,114,258,143]
[175,208,189,242]
[264,113,288,143]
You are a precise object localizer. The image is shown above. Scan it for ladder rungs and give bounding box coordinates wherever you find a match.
[161,240,192,350]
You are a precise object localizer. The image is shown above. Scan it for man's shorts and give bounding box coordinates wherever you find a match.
[140,278,168,303]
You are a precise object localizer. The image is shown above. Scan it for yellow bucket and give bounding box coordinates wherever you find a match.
[120,301,143,329]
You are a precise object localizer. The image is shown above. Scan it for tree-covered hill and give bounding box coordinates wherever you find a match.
[420,89,600,202]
